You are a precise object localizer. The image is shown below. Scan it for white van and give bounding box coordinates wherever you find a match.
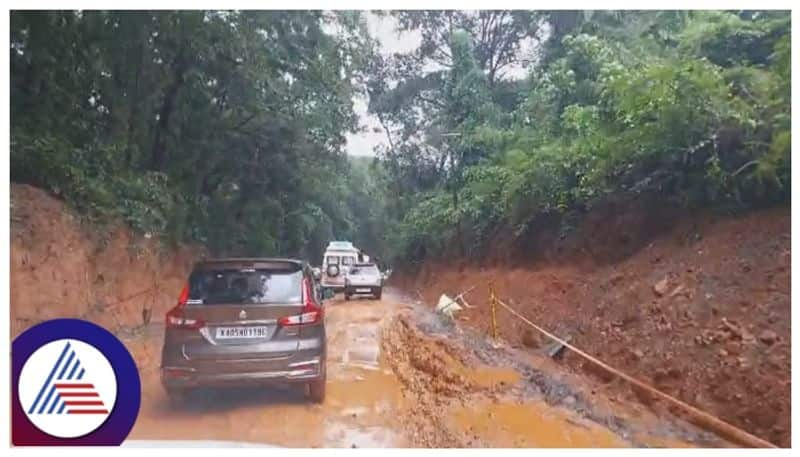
[321,241,368,291]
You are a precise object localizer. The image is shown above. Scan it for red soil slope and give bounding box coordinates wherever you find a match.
[10,184,201,338]
[395,207,790,447]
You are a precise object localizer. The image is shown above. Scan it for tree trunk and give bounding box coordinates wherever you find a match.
[125,42,144,167]
[150,47,188,171]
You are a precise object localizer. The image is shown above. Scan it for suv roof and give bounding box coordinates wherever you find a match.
[327,241,354,250]
[193,258,305,271]
[324,247,358,254]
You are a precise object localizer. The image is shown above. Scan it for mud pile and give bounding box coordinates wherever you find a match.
[10,184,200,337]
[394,207,790,447]
[381,313,518,446]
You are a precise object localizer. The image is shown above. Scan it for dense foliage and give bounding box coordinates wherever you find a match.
[11,11,791,267]
[11,11,375,260]
[369,10,791,263]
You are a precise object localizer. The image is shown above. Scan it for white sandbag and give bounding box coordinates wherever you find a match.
[436,294,463,318]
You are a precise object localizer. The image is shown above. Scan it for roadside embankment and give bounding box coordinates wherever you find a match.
[392,207,790,447]
[10,184,200,337]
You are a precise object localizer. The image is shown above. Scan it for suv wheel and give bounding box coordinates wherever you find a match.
[307,370,326,403]
[326,264,340,277]
[166,387,187,408]
[374,288,382,300]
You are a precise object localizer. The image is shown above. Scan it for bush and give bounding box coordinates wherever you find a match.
[386,12,790,264]
[11,129,176,238]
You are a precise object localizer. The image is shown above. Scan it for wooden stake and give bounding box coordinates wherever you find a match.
[488,281,498,341]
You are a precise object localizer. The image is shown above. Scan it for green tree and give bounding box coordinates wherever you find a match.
[11,10,374,262]
[372,10,790,264]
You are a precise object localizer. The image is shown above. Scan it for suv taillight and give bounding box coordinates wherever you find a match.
[165,283,205,329]
[279,278,322,326]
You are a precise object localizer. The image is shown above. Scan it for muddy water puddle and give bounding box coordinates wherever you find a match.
[323,298,407,446]
[450,400,627,447]
[466,366,520,389]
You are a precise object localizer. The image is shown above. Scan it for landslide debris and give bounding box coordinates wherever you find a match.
[380,313,518,446]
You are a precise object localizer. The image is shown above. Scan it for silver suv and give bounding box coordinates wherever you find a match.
[343,263,383,300]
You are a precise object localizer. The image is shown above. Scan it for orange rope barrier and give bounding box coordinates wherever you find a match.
[492,296,777,448]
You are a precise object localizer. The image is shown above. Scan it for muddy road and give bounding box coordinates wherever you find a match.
[125,290,408,447]
[121,288,728,447]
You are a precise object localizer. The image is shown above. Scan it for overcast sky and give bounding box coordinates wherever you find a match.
[344,11,537,157]
[344,12,420,157]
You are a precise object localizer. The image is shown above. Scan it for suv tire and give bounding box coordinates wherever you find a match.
[326,264,340,277]
[166,387,187,408]
[307,369,326,403]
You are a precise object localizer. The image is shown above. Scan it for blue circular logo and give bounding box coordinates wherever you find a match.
[12,319,141,445]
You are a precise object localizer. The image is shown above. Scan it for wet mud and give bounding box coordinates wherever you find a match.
[122,288,729,447]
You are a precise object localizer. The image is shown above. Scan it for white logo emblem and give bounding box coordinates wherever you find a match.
[239,310,247,319]
[19,339,117,438]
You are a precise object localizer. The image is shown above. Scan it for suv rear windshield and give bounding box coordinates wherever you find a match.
[188,268,303,305]
[349,265,378,275]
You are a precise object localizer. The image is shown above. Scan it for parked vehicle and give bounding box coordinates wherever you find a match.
[321,241,369,291]
[344,263,383,300]
[160,258,333,404]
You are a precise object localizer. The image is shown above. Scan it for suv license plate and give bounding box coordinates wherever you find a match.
[356,288,372,293]
[216,326,269,339]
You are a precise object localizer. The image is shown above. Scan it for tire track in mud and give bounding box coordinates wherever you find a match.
[125,292,408,447]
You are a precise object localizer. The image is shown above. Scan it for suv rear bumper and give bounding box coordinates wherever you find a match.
[162,356,323,389]
[344,285,381,295]
[321,279,345,291]
[161,343,325,390]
